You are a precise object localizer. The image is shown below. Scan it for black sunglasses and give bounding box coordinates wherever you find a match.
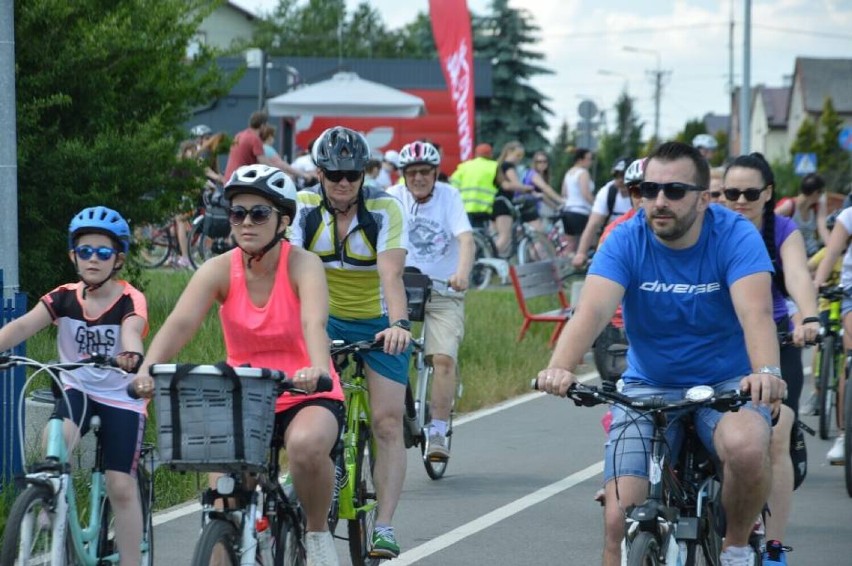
[638,181,706,201]
[709,191,722,199]
[74,245,118,261]
[323,169,363,183]
[722,186,768,202]
[228,205,279,226]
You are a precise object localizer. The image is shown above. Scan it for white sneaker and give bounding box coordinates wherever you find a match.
[305,531,339,566]
[720,545,756,566]
[827,434,845,464]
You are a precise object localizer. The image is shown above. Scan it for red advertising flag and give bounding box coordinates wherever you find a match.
[428,0,475,161]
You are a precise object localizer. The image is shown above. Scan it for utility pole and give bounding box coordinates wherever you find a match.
[740,0,752,154]
[624,46,668,143]
[1,0,19,293]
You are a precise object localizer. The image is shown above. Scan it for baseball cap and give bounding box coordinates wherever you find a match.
[474,143,493,158]
[611,157,630,174]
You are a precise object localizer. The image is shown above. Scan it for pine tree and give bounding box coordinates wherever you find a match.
[596,91,644,176]
[790,117,819,156]
[549,120,574,191]
[817,97,851,191]
[474,0,553,154]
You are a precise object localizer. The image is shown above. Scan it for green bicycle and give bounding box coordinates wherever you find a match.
[0,355,155,566]
[330,339,382,566]
[814,286,848,440]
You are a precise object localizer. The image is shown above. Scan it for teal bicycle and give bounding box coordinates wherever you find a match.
[0,355,155,566]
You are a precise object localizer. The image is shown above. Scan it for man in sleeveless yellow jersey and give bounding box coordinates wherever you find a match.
[290,126,410,559]
[450,143,499,230]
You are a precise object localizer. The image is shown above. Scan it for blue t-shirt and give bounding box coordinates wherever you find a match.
[590,205,773,387]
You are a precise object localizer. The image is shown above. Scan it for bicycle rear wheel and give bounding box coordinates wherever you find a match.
[274,514,306,566]
[136,223,173,268]
[347,425,380,566]
[844,373,852,497]
[471,231,496,290]
[138,451,155,566]
[518,231,556,265]
[626,531,662,566]
[818,336,837,439]
[190,519,240,566]
[0,485,60,565]
[423,412,452,480]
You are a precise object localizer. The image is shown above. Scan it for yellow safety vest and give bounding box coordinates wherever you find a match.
[450,158,499,215]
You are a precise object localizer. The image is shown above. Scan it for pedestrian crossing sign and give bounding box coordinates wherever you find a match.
[793,153,817,176]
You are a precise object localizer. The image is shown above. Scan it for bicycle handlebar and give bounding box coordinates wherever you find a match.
[530,380,751,413]
[330,338,386,357]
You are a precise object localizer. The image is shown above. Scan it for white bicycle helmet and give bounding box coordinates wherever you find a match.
[190,124,212,137]
[225,164,297,219]
[398,141,441,170]
[624,158,646,186]
[692,133,718,151]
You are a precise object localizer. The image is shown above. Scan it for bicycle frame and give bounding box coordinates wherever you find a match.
[336,355,376,522]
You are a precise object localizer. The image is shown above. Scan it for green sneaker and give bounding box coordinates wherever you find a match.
[369,526,400,559]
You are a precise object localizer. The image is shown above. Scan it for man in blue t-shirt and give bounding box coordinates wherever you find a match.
[536,141,786,566]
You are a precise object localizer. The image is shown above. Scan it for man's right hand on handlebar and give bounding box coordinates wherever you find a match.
[535,367,577,397]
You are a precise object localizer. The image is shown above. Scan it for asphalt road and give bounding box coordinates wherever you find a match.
[153,375,852,565]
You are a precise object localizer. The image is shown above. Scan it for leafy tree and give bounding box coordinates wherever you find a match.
[595,91,644,178]
[817,97,851,191]
[15,0,231,297]
[549,120,574,190]
[675,119,707,146]
[790,117,819,156]
[397,12,437,59]
[474,0,553,153]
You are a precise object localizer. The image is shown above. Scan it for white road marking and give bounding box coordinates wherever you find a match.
[392,461,604,565]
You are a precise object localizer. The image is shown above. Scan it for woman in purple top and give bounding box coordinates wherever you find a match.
[721,152,819,565]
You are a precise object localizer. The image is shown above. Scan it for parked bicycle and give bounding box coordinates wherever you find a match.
[329,340,383,566]
[148,362,331,566]
[401,271,464,480]
[814,285,848,440]
[0,355,155,566]
[536,380,762,565]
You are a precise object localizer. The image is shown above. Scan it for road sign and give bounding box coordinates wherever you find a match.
[839,127,852,151]
[793,153,817,176]
[577,99,598,120]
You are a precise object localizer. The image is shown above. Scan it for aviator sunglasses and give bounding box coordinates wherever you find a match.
[228,204,279,225]
[323,169,363,183]
[637,181,706,201]
[74,245,118,261]
[722,186,769,202]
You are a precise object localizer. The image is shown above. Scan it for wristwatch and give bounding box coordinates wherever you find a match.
[756,365,782,379]
[391,319,412,331]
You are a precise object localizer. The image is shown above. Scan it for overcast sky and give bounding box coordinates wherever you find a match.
[233,0,852,141]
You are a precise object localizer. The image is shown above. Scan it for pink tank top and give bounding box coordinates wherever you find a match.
[219,243,344,412]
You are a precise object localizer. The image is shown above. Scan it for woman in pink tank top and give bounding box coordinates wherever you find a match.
[132,165,343,564]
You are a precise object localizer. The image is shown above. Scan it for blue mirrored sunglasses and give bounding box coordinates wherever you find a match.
[74,245,118,261]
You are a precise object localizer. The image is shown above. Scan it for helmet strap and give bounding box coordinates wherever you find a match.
[75,257,121,299]
[235,218,285,269]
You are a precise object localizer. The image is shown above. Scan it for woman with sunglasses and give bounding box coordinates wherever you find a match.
[721,153,819,566]
[775,173,830,257]
[130,164,345,565]
[0,206,149,565]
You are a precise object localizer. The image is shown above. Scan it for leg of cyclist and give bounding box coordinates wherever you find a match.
[764,406,794,554]
[827,306,852,461]
[493,214,512,257]
[106,471,143,566]
[602,477,647,566]
[282,401,343,564]
[364,366,407,558]
[713,408,773,558]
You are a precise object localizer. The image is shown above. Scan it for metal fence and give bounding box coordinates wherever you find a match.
[1,269,27,488]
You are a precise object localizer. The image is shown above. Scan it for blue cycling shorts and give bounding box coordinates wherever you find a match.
[603,378,772,483]
[327,315,411,384]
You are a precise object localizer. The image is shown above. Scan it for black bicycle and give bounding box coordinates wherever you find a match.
[537,380,762,565]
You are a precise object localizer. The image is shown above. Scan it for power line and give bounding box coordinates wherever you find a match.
[753,24,852,40]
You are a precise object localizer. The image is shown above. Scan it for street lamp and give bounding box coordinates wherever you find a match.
[623,46,665,142]
[598,69,630,93]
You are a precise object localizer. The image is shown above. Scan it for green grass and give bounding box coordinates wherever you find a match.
[1,269,572,521]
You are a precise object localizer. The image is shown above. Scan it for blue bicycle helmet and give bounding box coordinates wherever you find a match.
[68,206,131,253]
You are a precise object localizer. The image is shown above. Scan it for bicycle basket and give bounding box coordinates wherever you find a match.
[403,272,432,322]
[150,363,277,473]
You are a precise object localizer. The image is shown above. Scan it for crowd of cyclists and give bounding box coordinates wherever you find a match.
[2,120,849,566]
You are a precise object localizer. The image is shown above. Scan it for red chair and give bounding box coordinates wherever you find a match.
[509,261,571,348]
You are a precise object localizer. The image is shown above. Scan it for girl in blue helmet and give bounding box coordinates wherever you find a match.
[0,205,149,566]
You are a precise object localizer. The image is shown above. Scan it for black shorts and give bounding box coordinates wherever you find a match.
[561,211,590,236]
[467,213,492,230]
[492,196,512,219]
[516,199,540,223]
[273,398,345,460]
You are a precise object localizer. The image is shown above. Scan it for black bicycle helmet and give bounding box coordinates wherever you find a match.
[68,206,131,253]
[224,164,297,219]
[313,127,371,172]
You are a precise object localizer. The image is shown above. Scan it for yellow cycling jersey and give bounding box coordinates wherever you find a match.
[290,185,407,319]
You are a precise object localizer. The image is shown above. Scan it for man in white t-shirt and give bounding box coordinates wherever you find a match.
[572,156,633,268]
[387,141,474,460]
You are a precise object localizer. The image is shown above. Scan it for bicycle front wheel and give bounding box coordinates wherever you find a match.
[190,519,240,566]
[818,335,837,439]
[138,456,155,566]
[518,231,556,265]
[471,231,496,290]
[347,425,379,566]
[844,372,852,497]
[0,485,60,565]
[274,515,305,566]
[626,531,662,566]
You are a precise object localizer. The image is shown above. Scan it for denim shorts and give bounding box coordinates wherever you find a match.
[841,296,852,318]
[603,378,772,483]
[327,315,411,384]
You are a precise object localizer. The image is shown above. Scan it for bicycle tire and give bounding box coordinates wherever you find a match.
[274,515,306,566]
[471,231,496,290]
[818,335,837,439]
[347,425,379,566]
[845,372,852,497]
[190,519,240,566]
[688,489,724,566]
[626,531,662,566]
[518,231,557,265]
[188,221,223,269]
[97,496,115,561]
[137,223,173,268]
[0,485,60,565]
[139,461,155,566]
